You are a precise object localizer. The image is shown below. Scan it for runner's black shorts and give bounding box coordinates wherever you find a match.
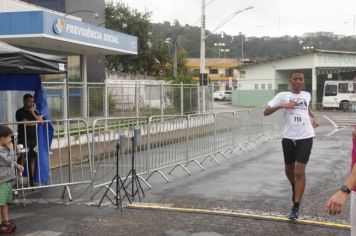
[281,138,313,164]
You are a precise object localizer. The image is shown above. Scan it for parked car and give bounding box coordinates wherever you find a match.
[213,90,232,101]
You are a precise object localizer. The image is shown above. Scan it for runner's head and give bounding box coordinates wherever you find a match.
[289,71,304,93]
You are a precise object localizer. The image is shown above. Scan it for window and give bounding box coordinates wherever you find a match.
[324,84,337,96]
[277,84,288,92]
[338,83,348,93]
[225,68,234,77]
[254,84,259,90]
[192,69,200,77]
[261,84,265,89]
[209,68,218,74]
[240,70,246,78]
[268,84,272,89]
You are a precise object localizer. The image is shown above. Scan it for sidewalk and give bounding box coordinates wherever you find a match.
[9,112,353,235]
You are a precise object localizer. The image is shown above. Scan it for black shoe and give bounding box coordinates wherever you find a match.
[288,206,299,220]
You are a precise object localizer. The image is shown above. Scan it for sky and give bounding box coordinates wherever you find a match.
[116,0,356,38]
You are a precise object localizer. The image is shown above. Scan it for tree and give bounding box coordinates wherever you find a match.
[105,1,169,76]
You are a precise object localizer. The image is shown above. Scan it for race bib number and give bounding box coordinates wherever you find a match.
[289,114,305,126]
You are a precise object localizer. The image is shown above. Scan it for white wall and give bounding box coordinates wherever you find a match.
[239,53,316,91]
[239,63,275,90]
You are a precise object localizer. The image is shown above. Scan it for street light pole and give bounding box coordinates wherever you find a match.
[200,0,207,112]
[240,32,244,59]
[200,0,206,83]
[165,37,179,79]
[199,2,253,112]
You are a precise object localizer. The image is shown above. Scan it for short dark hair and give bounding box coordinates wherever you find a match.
[290,71,304,78]
[23,94,34,101]
[0,125,13,138]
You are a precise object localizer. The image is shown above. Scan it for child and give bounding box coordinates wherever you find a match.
[0,125,23,233]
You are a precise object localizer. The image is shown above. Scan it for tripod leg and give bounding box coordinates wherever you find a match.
[118,177,131,204]
[135,174,145,198]
[98,174,117,206]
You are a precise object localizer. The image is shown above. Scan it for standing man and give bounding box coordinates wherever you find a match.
[16,94,43,187]
[264,71,319,220]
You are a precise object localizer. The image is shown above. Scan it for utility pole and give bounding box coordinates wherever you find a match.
[199,2,253,112]
[173,35,180,79]
[200,0,207,112]
[240,32,244,59]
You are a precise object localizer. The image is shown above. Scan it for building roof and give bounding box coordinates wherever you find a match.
[186,58,239,68]
[240,49,356,68]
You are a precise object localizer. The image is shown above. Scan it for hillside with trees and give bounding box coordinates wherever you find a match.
[104,1,356,78]
[151,21,356,60]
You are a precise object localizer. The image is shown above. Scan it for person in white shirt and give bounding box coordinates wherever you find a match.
[264,71,319,220]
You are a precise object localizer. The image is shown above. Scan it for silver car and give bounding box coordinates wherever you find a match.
[213,90,232,101]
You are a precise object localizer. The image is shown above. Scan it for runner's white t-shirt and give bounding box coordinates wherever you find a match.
[267,91,315,140]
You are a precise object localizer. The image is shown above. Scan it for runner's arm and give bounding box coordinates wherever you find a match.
[264,105,282,116]
[326,165,356,215]
[308,106,319,128]
[264,102,296,116]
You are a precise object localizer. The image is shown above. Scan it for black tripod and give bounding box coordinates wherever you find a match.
[99,142,131,209]
[123,136,145,201]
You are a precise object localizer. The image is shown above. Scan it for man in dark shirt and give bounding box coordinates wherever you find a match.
[16,94,43,186]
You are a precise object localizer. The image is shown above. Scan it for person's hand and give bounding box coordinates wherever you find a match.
[326,191,348,215]
[6,142,13,151]
[30,106,37,116]
[312,118,319,128]
[283,102,296,110]
[16,165,24,173]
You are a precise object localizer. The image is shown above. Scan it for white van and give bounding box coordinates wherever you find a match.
[322,80,356,109]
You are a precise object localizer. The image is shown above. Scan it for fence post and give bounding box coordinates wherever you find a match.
[197,83,201,113]
[104,79,109,119]
[63,78,69,120]
[160,81,164,117]
[181,82,184,115]
[214,113,217,154]
[147,117,151,173]
[82,56,88,118]
[135,81,139,117]
[211,83,214,112]
[186,116,190,163]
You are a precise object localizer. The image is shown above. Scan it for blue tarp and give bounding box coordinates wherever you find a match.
[0,74,53,184]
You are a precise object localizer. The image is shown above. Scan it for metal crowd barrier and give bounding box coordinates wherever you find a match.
[0,107,282,202]
[90,108,282,187]
[90,117,151,195]
[2,119,92,200]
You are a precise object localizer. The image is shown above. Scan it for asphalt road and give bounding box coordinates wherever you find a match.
[8,107,356,236]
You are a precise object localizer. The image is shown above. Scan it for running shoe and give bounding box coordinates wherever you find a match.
[288,206,299,220]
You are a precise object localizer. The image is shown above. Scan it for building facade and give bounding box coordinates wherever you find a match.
[0,0,137,121]
[186,58,239,90]
[20,0,106,82]
[235,50,356,107]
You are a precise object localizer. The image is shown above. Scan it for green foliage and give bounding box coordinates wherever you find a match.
[88,91,115,117]
[151,21,356,59]
[163,48,198,113]
[104,1,169,76]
